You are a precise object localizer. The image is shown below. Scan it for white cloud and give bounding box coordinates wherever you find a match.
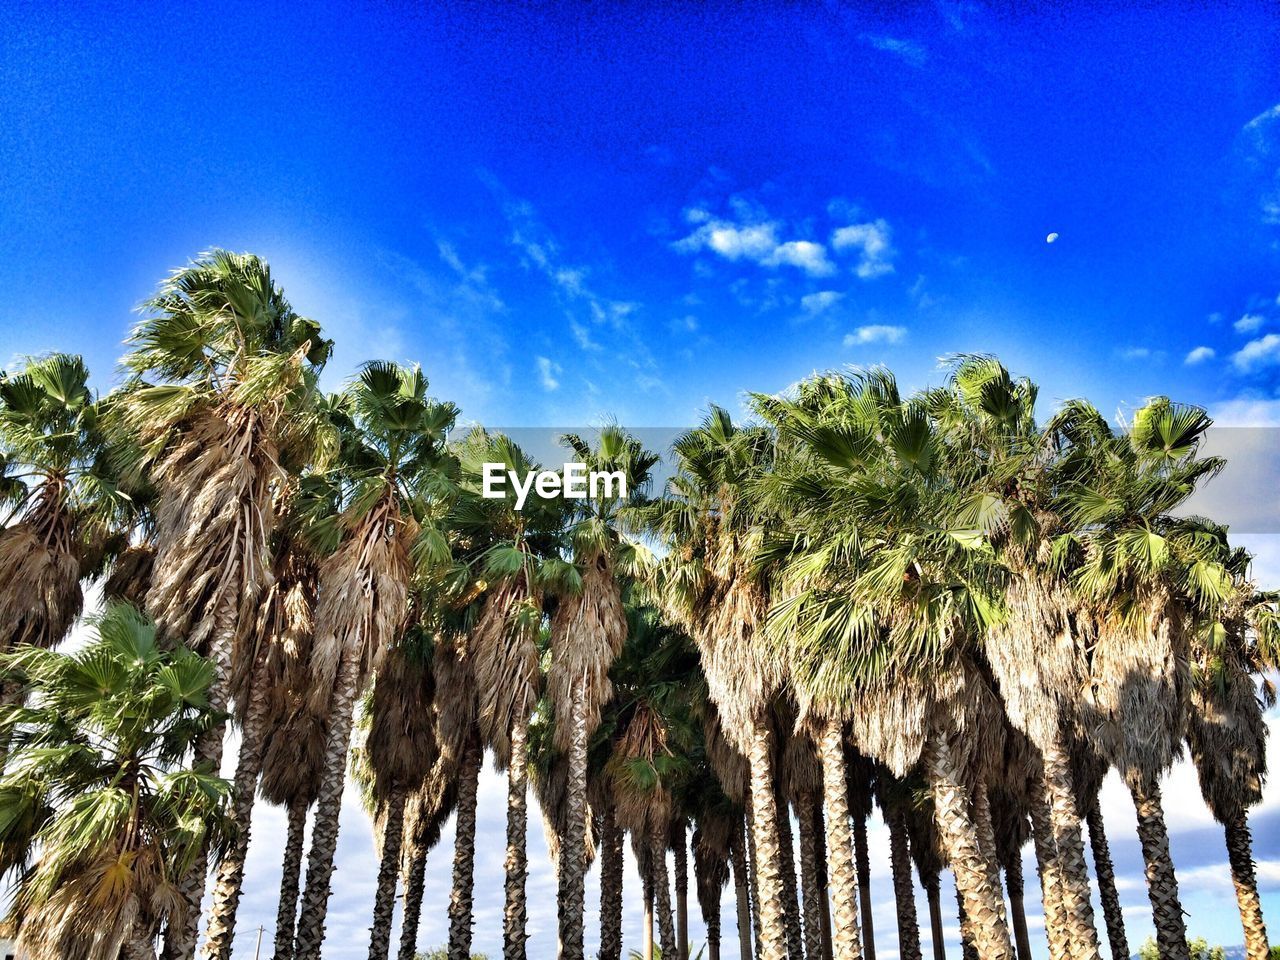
[831,219,895,278]
[844,324,906,346]
[801,290,844,315]
[1119,346,1154,360]
[1211,397,1280,426]
[1184,346,1216,365]
[1236,313,1265,334]
[536,355,561,391]
[1233,333,1280,372]
[674,212,834,277]
[859,33,927,67]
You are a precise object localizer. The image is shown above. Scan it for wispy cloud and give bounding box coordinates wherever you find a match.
[858,33,927,67]
[1184,346,1215,365]
[536,355,561,391]
[844,324,906,346]
[1236,313,1265,334]
[1233,333,1280,372]
[831,219,895,278]
[674,209,835,276]
[801,290,844,315]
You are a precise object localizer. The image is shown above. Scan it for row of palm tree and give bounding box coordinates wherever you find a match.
[0,249,1274,960]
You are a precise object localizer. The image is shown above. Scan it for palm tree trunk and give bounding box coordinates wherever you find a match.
[1027,786,1069,960]
[923,732,1014,960]
[124,921,159,960]
[1039,744,1101,960]
[643,868,656,960]
[815,799,833,960]
[675,822,690,960]
[447,738,483,960]
[1084,798,1128,960]
[955,884,979,960]
[797,794,826,960]
[923,877,945,960]
[505,716,530,960]
[817,719,864,960]
[746,791,764,960]
[599,804,625,960]
[747,720,789,960]
[653,833,680,959]
[163,596,239,960]
[1127,774,1190,960]
[559,680,590,960]
[775,787,805,960]
[732,813,754,960]
[272,795,309,960]
[888,809,922,960]
[854,813,876,960]
[708,882,724,960]
[368,786,408,960]
[201,658,273,960]
[1223,810,1271,960]
[294,650,364,960]
[970,784,1010,937]
[1004,857,1032,960]
[397,843,428,960]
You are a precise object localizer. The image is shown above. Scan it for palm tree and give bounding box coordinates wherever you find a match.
[877,775,923,960]
[397,761,460,960]
[117,250,333,960]
[0,603,231,960]
[0,354,115,696]
[549,426,658,960]
[291,362,457,960]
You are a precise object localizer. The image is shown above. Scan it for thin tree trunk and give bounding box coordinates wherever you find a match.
[675,822,690,960]
[888,810,922,960]
[923,733,1014,960]
[797,795,826,960]
[1224,810,1271,960]
[1004,857,1032,960]
[955,884,979,960]
[817,719,864,960]
[854,813,876,960]
[598,804,625,960]
[708,880,724,960]
[397,844,428,960]
[368,786,408,960]
[732,813,754,960]
[747,721,789,960]
[559,680,590,960]
[814,798,833,960]
[505,716,530,960]
[273,795,309,960]
[294,651,364,960]
[970,784,1009,933]
[1040,744,1102,960]
[1028,786,1069,960]
[163,597,239,960]
[1127,775,1190,960]
[654,833,680,959]
[1085,798,1128,960]
[746,790,764,960]
[201,658,273,960]
[924,877,946,960]
[775,788,805,960]
[643,857,657,960]
[447,738,483,960]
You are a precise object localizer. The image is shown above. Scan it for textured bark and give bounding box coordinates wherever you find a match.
[1128,776,1190,960]
[558,684,590,960]
[747,722,789,960]
[888,810,922,960]
[746,791,764,960]
[202,660,273,960]
[813,799,832,960]
[775,788,805,960]
[124,923,159,960]
[368,787,408,960]
[675,823,690,960]
[163,600,239,960]
[797,795,826,960]
[653,833,679,959]
[505,717,530,960]
[955,885,979,960]
[1084,799,1128,960]
[1028,787,1070,960]
[854,814,876,960]
[294,652,363,960]
[272,795,309,960]
[1040,744,1102,960]
[924,878,946,960]
[447,739,483,960]
[1004,857,1032,960]
[817,720,864,960]
[397,845,428,960]
[599,805,625,960]
[732,814,755,960]
[924,734,1014,960]
[643,870,656,960]
[970,785,1009,933]
[1224,811,1270,960]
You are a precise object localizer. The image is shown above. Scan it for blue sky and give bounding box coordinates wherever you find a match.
[3,1,1280,957]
